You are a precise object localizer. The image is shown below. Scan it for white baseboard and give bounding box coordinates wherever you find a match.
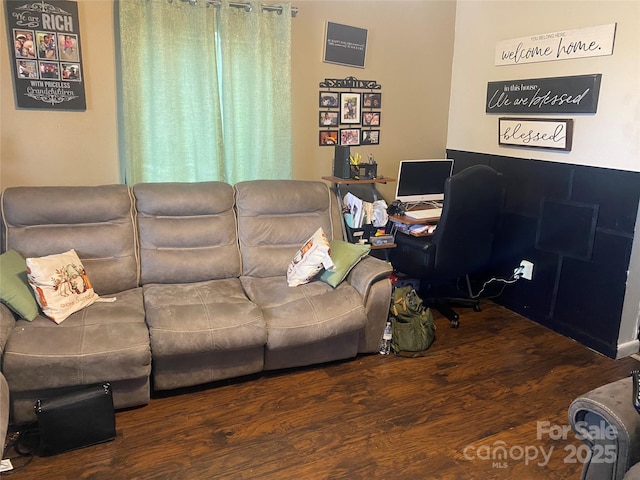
[616,339,640,359]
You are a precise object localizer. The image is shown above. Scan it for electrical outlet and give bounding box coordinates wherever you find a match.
[519,260,534,280]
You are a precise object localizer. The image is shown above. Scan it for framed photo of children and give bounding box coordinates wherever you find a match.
[319,131,338,146]
[6,0,86,110]
[362,111,380,127]
[319,111,339,127]
[340,128,361,146]
[362,93,381,108]
[319,91,339,108]
[340,92,361,124]
[361,130,379,145]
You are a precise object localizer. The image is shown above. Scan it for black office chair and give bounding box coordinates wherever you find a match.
[389,165,504,328]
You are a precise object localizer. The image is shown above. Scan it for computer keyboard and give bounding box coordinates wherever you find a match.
[404,208,443,220]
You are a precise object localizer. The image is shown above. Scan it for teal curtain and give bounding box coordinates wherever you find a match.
[117,0,292,185]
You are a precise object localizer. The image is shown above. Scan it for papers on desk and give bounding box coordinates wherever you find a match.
[343,193,388,228]
[409,224,437,236]
[344,192,364,228]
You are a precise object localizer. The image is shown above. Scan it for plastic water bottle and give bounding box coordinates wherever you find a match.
[379,321,393,355]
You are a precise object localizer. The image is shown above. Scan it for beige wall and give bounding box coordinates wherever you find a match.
[1,0,456,199]
[1,0,120,188]
[447,0,640,172]
[292,1,456,200]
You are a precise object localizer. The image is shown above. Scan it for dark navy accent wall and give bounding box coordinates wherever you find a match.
[447,150,640,358]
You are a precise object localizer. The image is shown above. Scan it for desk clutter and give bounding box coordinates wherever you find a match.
[333,146,377,180]
[342,192,389,244]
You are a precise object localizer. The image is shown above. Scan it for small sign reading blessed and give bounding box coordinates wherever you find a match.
[498,118,573,151]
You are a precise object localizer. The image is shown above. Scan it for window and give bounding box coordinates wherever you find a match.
[116,0,292,184]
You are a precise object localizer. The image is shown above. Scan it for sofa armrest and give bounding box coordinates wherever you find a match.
[0,303,16,359]
[345,255,392,298]
[345,255,393,353]
[568,376,640,480]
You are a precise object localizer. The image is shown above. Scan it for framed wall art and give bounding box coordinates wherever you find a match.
[362,92,381,108]
[361,130,379,145]
[7,0,86,110]
[340,92,361,124]
[319,111,339,127]
[340,128,360,146]
[323,22,367,68]
[362,111,380,127]
[319,91,339,108]
[319,131,338,146]
[498,117,573,151]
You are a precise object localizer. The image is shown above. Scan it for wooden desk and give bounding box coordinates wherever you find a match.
[321,175,395,202]
[389,212,439,237]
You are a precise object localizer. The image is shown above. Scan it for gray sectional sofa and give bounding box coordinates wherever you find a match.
[0,180,392,425]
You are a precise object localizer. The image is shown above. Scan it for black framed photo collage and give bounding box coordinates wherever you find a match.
[319,90,381,147]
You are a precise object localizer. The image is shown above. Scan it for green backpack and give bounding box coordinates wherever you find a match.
[389,286,436,355]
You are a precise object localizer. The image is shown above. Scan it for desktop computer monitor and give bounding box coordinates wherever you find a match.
[394,159,454,203]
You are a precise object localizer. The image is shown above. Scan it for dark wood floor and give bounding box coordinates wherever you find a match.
[4,301,638,479]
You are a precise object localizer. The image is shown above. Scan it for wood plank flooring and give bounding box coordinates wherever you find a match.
[4,301,638,479]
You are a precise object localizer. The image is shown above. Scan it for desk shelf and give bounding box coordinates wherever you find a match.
[322,176,396,254]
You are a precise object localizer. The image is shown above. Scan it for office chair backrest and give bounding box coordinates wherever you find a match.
[431,165,503,278]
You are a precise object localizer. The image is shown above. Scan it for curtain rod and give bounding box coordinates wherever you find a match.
[177,0,298,17]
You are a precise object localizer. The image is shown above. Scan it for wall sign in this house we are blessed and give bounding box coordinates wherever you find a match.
[486,74,602,114]
[6,0,86,110]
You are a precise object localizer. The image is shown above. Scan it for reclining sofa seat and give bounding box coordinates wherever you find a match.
[0,185,151,424]
[235,180,390,370]
[134,181,267,390]
[135,179,393,389]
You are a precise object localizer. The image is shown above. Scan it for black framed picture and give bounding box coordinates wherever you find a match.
[340,128,360,146]
[319,111,339,127]
[323,22,368,68]
[319,91,339,108]
[319,131,338,146]
[340,92,361,124]
[362,111,380,127]
[361,130,380,145]
[362,93,381,109]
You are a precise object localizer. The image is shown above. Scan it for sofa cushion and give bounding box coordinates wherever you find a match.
[26,249,99,324]
[2,288,150,392]
[287,227,334,287]
[0,249,39,321]
[1,185,139,295]
[143,278,266,356]
[134,182,241,284]
[240,276,368,350]
[319,240,371,288]
[235,180,340,278]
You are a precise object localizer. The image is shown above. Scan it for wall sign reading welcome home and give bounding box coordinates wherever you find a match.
[6,0,86,110]
[495,23,616,66]
[486,74,602,114]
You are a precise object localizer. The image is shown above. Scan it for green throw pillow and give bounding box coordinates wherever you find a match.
[319,240,371,288]
[0,249,39,321]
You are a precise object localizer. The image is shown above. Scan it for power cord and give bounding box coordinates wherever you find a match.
[470,266,524,300]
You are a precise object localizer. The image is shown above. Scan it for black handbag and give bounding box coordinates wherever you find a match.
[34,382,116,456]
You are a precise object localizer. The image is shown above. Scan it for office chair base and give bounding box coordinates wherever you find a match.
[427,297,482,329]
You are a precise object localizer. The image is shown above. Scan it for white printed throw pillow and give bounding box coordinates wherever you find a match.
[26,249,99,324]
[287,227,335,287]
